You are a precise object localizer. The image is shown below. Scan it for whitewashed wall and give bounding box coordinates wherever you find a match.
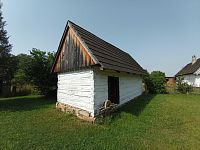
[93,69,143,115]
[183,74,200,87]
[57,68,143,117]
[57,69,95,116]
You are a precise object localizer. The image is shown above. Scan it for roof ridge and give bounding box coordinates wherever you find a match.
[68,20,131,57]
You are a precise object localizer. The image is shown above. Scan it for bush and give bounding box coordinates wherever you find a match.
[176,77,193,94]
[143,71,166,94]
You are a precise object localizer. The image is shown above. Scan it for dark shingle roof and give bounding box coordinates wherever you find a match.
[69,21,146,75]
[176,58,200,76]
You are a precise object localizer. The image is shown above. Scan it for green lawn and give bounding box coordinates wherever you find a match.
[0,94,200,150]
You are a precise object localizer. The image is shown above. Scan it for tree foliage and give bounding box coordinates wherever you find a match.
[24,48,57,96]
[12,54,31,86]
[0,3,13,93]
[143,71,166,94]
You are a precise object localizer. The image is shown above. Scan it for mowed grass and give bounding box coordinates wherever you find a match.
[0,94,200,150]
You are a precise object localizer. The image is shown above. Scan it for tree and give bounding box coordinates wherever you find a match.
[143,71,166,94]
[0,3,12,93]
[24,48,57,96]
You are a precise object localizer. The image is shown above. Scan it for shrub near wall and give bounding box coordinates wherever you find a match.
[143,71,166,94]
[165,85,200,94]
[176,77,193,94]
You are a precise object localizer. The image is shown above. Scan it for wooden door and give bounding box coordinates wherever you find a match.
[108,76,119,104]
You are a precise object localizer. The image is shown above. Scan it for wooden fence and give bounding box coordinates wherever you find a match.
[0,84,39,97]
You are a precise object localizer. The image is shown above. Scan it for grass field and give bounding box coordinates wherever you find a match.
[0,94,200,150]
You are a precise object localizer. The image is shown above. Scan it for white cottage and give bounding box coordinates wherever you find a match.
[52,21,146,120]
[176,55,200,87]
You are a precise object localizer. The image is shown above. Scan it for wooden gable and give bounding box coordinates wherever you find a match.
[53,26,96,73]
[52,21,146,75]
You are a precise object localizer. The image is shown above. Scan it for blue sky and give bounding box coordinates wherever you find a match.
[2,0,200,76]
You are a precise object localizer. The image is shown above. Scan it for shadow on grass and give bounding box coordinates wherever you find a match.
[96,94,156,125]
[118,94,156,116]
[0,96,56,112]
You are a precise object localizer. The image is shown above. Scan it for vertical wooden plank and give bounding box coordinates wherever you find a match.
[75,37,79,68]
[66,31,70,70]
[64,32,68,71]
[88,57,91,66]
[61,35,64,72]
[61,42,64,72]
[91,59,94,65]
[62,46,65,72]
[60,45,63,72]
[70,30,74,69]
[60,47,62,72]
[73,34,77,68]
[70,31,74,69]
[57,55,61,72]
[76,36,79,68]
[77,40,80,68]
[83,52,86,67]
[67,30,71,69]
[86,54,90,66]
[81,46,84,67]
[79,44,83,68]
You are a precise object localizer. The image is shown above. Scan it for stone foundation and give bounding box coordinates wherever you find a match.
[56,102,95,122]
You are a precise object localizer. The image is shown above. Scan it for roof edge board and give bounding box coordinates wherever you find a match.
[194,67,200,75]
[51,22,69,73]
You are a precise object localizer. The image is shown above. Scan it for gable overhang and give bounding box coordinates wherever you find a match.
[51,21,102,73]
[194,67,200,75]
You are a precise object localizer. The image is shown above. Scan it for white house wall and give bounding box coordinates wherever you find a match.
[195,76,200,87]
[183,74,200,87]
[57,69,95,116]
[93,69,143,115]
